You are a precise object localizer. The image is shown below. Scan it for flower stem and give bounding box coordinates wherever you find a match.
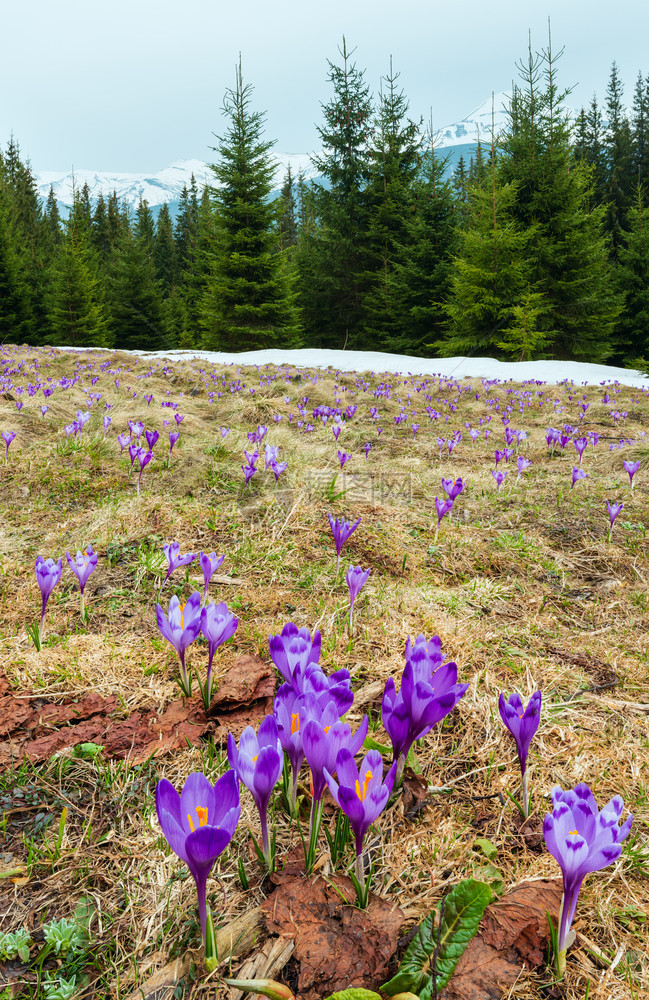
[522,769,529,819]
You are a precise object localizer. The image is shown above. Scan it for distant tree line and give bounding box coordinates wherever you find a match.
[1,37,649,364]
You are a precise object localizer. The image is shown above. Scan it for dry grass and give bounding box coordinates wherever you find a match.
[0,344,648,1000]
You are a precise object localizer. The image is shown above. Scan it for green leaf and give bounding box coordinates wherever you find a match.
[325,991,383,1000]
[362,736,391,755]
[473,837,498,860]
[382,879,492,996]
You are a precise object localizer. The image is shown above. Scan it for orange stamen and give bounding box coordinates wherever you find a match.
[290,713,300,734]
[355,769,373,801]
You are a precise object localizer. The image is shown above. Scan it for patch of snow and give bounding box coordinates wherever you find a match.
[55,346,649,388]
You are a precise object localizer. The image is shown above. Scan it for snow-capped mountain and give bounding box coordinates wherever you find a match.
[34,152,316,218]
[32,93,575,218]
[434,92,513,147]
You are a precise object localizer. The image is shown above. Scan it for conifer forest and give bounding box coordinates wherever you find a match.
[2,38,649,365]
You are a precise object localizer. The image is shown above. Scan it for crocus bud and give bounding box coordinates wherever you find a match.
[224,980,294,1000]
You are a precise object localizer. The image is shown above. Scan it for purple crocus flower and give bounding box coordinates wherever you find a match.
[269,459,287,482]
[103,415,111,434]
[623,460,640,489]
[606,500,624,541]
[156,770,240,945]
[328,514,361,578]
[168,431,180,463]
[2,430,16,460]
[128,441,139,468]
[573,437,588,465]
[136,448,153,494]
[571,467,588,490]
[346,565,370,631]
[220,426,230,439]
[516,456,532,481]
[227,715,283,866]
[199,551,225,604]
[382,635,468,784]
[156,591,203,695]
[242,463,257,488]
[498,691,541,817]
[117,432,130,453]
[40,405,49,418]
[433,497,452,541]
[145,429,159,450]
[34,556,63,644]
[65,545,98,618]
[163,541,196,588]
[273,685,308,806]
[338,449,352,470]
[363,442,372,460]
[492,469,506,491]
[128,420,144,440]
[199,600,238,707]
[175,413,185,427]
[302,710,369,809]
[324,748,397,899]
[543,784,632,977]
[268,622,322,683]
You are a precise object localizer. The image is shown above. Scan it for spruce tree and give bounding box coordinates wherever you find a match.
[0,188,32,342]
[106,224,166,351]
[44,186,62,250]
[153,203,177,290]
[174,176,199,272]
[389,127,458,354]
[299,37,374,349]
[48,228,110,347]
[360,58,422,350]
[615,188,649,361]
[91,194,112,263]
[182,186,217,346]
[278,164,298,250]
[603,63,634,253]
[1,138,51,344]
[437,173,540,357]
[135,198,155,252]
[495,36,622,360]
[631,72,649,196]
[200,57,299,350]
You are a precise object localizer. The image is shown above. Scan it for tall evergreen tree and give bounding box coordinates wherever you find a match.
[44,186,62,249]
[437,170,540,357]
[614,187,649,360]
[106,224,166,351]
[0,187,33,342]
[390,126,458,354]
[631,71,649,196]
[153,203,177,290]
[135,198,155,251]
[48,227,110,347]
[603,63,634,253]
[174,176,199,272]
[278,164,298,250]
[360,58,423,349]
[299,37,374,348]
[495,36,621,360]
[91,194,112,263]
[1,139,51,344]
[452,155,470,228]
[200,57,299,350]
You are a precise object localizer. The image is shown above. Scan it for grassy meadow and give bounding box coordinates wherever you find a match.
[0,346,648,1000]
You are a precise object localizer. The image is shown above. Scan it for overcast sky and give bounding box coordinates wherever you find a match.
[2,0,648,174]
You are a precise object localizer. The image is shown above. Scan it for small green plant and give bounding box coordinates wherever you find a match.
[0,927,33,962]
[43,918,87,957]
[42,973,78,1000]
